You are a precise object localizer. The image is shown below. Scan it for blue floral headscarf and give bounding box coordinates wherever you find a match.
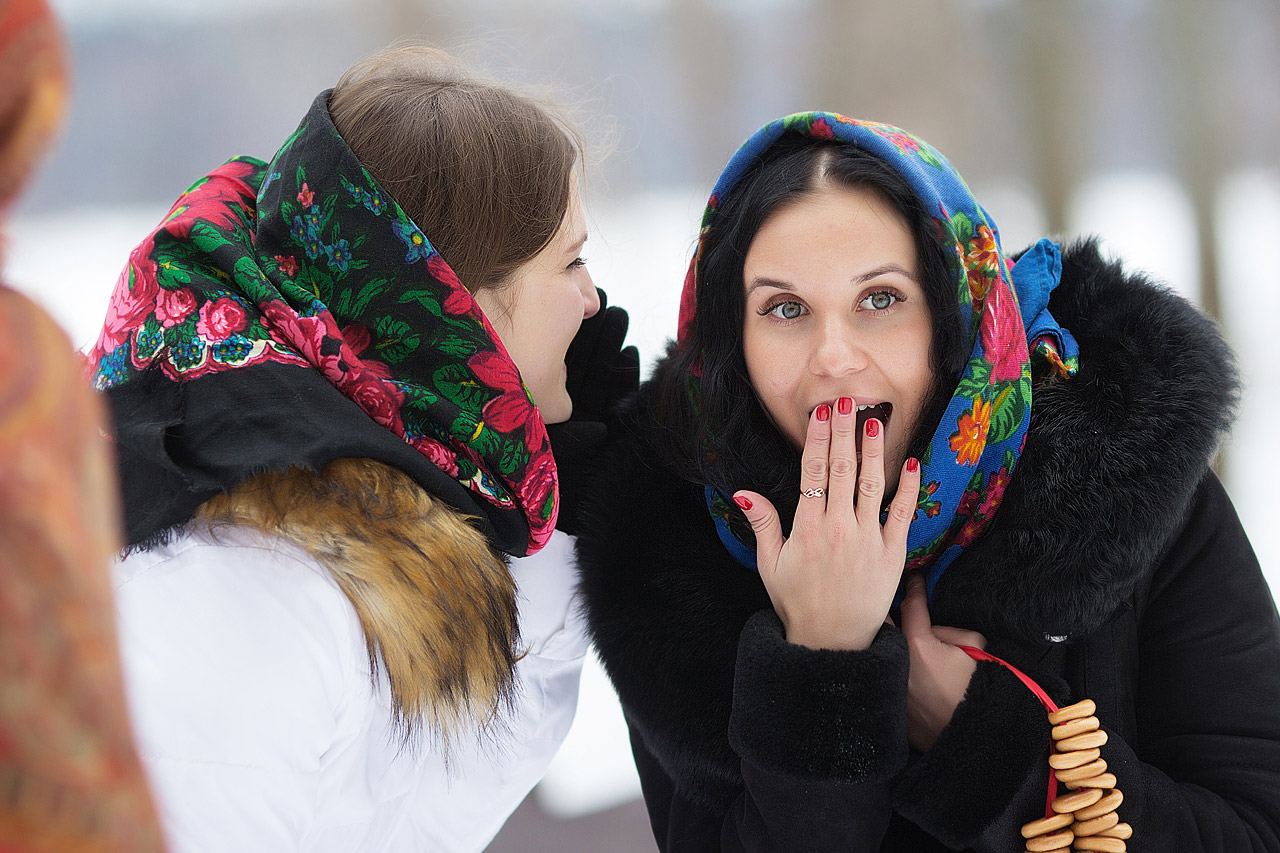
[684,113,1080,595]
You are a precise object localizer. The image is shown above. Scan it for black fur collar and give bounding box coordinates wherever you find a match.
[930,240,1237,641]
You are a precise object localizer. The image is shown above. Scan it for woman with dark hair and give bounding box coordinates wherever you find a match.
[576,114,1280,850]
[89,45,635,851]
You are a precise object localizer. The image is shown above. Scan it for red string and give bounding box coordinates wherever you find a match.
[957,645,1061,818]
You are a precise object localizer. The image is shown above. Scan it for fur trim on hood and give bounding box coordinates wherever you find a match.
[931,239,1239,641]
[196,457,519,749]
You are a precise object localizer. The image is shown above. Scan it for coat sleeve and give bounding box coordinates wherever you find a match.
[893,475,1280,852]
[113,534,377,852]
[629,612,910,852]
[1118,475,1280,850]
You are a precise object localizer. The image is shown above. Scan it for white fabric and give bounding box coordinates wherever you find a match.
[112,524,588,853]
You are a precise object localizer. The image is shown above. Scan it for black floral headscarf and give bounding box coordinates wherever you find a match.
[90,92,559,555]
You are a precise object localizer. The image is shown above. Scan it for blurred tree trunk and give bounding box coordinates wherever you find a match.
[1161,0,1228,473]
[668,0,734,180]
[1162,0,1224,322]
[1021,1,1079,238]
[812,0,975,155]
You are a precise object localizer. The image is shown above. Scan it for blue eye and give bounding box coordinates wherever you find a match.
[766,300,806,320]
[859,291,900,311]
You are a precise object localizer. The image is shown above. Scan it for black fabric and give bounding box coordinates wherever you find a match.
[563,287,640,426]
[108,361,514,549]
[550,287,640,536]
[575,241,1280,851]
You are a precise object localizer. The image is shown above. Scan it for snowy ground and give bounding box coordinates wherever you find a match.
[7,171,1279,818]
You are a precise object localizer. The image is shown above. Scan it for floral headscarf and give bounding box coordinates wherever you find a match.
[89,92,559,556]
[688,113,1079,594]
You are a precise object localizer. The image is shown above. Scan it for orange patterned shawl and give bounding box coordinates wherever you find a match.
[0,1,165,850]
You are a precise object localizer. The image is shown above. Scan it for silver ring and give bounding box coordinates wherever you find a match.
[801,487,826,499]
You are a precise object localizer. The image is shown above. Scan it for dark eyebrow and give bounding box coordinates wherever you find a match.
[746,263,917,296]
[853,263,917,285]
[745,277,795,295]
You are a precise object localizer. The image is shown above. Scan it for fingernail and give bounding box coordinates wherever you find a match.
[733,495,752,511]
[815,404,830,422]
[837,396,853,416]
[865,418,880,438]
[906,457,919,473]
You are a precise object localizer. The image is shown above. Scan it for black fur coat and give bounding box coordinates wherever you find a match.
[575,242,1280,851]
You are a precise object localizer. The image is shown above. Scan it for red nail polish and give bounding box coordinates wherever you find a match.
[733,495,752,511]
[837,396,853,416]
[865,418,880,438]
[815,404,830,422]
[906,457,919,473]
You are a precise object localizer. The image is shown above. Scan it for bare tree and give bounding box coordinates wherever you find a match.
[1020,0,1081,239]
[1161,0,1226,322]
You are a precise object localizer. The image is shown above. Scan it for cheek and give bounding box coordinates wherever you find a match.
[891,330,938,443]
[743,329,806,444]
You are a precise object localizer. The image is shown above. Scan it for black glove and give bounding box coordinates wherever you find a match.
[563,287,640,425]
[549,287,640,535]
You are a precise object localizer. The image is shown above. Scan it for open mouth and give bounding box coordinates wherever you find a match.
[855,402,892,452]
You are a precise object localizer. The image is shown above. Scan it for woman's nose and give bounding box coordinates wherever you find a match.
[810,321,868,376]
[581,273,601,319]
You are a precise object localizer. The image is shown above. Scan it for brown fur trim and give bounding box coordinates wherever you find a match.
[193,458,519,747]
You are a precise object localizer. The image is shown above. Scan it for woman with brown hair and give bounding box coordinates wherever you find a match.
[88,44,635,851]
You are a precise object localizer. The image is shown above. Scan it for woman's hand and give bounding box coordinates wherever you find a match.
[898,570,985,752]
[734,396,921,651]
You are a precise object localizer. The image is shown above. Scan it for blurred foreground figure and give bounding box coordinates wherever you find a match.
[0,0,166,850]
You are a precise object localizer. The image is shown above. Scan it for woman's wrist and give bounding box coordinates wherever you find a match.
[784,619,878,652]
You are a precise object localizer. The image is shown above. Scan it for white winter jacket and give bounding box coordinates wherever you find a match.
[112,524,587,852]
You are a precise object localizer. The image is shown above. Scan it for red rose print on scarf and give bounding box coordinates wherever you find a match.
[262,302,403,432]
[979,284,1027,383]
[411,435,461,479]
[275,255,299,277]
[155,287,197,328]
[345,373,405,432]
[93,255,158,357]
[196,297,249,342]
[164,160,262,239]
[469,349,537,442]
[516,450,558,531]
[428,253,463,292]
[340,323,392,379]
[443,288,473,317]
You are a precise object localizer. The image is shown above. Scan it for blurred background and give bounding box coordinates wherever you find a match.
[6,0,1278,849]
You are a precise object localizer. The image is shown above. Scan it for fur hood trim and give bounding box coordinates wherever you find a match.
[195,458,518,749]
[930,240,1239,641]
